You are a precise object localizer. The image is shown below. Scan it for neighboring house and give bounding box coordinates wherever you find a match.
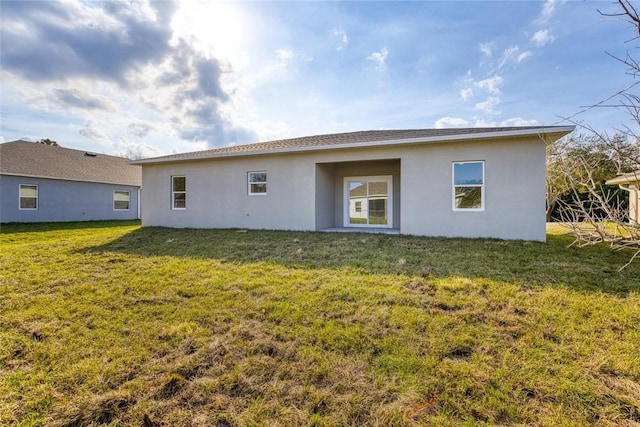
[131,126,574,241]
[0,140,141,223]
[606,171,640,225]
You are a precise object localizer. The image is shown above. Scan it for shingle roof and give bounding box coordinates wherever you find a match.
[131,126,574,165]
[0,140,141,186]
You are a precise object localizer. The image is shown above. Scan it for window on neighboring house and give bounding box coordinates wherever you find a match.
[19,184,38,210]
[355,201,362,213]
[172,176,186,209]
[248,171,267,195]
[114,191,130,210]
[453,161,484,210]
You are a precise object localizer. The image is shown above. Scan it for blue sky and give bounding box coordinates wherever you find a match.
[0,0,637,158]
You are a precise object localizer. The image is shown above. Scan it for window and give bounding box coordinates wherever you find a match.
[114,191,130,210]
[344,176,393,228]
[453,161,484,210]
[248,171,267,195]
[19,184,38,210]
[172,176,186,209]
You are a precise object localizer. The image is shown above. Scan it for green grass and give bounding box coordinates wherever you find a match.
[1,221,639,426]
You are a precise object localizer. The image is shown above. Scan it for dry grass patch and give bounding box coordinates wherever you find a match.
[1,221,639,426]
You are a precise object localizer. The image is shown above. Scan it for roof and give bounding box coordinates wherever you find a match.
[0,140,142,186]
[130,126,575,165]
[606,170,640,186]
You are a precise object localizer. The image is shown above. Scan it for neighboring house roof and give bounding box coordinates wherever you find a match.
[606,171,640,186]
[0,140,142,186]
[349,181,389,198]
[131,126,575,165]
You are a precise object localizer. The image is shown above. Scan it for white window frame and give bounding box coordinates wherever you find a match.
[343,175,393,228]
[19,184,38,210]
[248,171,267,196]
[113,190,130,211]
[452,161,485,212]
[172,176,186,210]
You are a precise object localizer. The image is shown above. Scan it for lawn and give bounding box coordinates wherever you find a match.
[0,221,639,426]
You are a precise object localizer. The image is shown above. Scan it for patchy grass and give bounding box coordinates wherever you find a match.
[1,221,639,426]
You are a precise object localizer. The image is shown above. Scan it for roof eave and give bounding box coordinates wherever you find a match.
[0,172,141,187]
[606,172,640,186]
[130,126,575,165]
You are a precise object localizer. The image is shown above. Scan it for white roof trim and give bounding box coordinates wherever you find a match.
[130,126,574,165]
[606,171,640,185]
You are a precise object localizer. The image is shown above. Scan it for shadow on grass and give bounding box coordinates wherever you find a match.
[0,220,141,234]
[79,226,639,295]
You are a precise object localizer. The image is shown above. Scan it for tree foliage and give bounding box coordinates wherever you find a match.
[37,138,59,146]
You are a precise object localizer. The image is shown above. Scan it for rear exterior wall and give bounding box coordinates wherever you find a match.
[140,137,547,241]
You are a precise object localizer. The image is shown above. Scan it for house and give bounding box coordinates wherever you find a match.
[606,171,640,225]
[0,140,141,223]
[131,126,574,241]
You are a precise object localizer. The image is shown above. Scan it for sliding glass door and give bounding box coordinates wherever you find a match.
[344,176,393,228]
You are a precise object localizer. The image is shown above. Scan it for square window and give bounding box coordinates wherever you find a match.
[114,191,130,210]
[19,184,38,210]
[453,161,484,210]
[248,171,267,195]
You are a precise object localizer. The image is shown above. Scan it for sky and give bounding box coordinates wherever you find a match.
[0,0,638,158]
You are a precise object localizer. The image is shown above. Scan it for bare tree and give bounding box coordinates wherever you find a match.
[547,1,640,269]
[551,125,640,270]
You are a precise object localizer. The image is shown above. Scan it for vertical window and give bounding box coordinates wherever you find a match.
[172,176,186,209]
[114,191,130,210]
[355,201,362,213]
[453,161,484,210]
[248,171,267,195]
[19,184,38,210]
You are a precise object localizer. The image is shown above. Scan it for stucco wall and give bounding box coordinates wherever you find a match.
[0,175,140,223]
[315,163,335,230]
[330,160,401,228]
[141,154,317,230]
[399,138,546,241]
[140,136,547,241]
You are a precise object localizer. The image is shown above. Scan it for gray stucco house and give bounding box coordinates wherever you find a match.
[606,171,640,225]
[131,126,574,241]
[0,140,141,223]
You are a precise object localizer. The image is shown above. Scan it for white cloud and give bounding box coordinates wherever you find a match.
[115,136,164,160]
[331,27,348,51]
[499,46,532,68]
[475,96,501,114]
[78,120,112,147]
[476,75,503,95]
[460,88,473,101]
[479,42,493,57]
[434,117,471,128]
[531,29,555,46]
[501,117,540,127]
[367,47,389,68]
[537,0,557,24]
[276,49,293,62]
[434,116,539,129]
[517,51,533,63]
[473,118,497,127]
